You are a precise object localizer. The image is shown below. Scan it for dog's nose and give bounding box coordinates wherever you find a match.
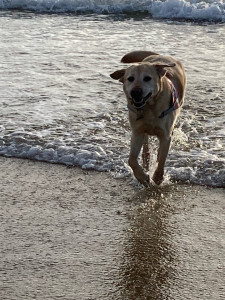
[131,88,143,102]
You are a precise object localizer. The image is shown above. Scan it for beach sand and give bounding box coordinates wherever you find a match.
[0,156,224,300]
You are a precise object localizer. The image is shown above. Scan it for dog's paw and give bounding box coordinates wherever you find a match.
[132,167,150,187]
[152,170,164,185]
[141,174,150,187]
[135,173,149,187]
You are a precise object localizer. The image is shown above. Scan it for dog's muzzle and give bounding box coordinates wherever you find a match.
[130,88,152,109]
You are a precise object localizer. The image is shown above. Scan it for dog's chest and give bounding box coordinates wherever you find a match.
[130,112,161,136]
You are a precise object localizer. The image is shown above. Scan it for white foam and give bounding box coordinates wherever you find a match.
[1,129,224,187]
[151,0,225,22]
[167,150,225,187]
[0,0,224,22]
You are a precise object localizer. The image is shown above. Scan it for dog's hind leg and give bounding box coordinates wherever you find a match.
[142,134,150,172]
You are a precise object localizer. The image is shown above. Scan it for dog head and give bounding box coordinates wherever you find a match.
[110,62,175,109]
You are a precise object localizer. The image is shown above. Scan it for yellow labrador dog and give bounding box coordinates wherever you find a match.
[110,51,186,187]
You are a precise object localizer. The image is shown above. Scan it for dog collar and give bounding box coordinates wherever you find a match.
[158,78,182,119]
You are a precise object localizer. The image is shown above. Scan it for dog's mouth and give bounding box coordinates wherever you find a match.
[131,91,152,109]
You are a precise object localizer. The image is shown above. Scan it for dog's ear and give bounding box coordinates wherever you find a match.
[110,69,126,83]
[155,63,176,78]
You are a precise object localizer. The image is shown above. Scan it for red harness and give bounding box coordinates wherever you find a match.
[158,77,182,118]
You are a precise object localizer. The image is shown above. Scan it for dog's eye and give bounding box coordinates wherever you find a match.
[144,76,152,82]
[127,76,135,82]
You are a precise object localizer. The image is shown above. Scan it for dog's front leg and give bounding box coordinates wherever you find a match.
[142,134,150,172]
[128,132,150,187]
[153,137,171,185]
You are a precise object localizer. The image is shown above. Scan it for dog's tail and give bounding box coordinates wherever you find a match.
[121,51,159,63]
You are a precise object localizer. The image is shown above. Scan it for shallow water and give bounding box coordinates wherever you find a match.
[0,10,225,186]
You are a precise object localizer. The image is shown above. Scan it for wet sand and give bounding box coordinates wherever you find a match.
[0,157,224,300]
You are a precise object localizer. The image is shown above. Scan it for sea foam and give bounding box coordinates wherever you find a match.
[0,0,225,22]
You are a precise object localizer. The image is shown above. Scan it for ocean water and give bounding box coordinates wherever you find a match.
[0,0,224,187]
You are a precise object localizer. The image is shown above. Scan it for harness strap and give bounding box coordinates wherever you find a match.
[158,78,181,119]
